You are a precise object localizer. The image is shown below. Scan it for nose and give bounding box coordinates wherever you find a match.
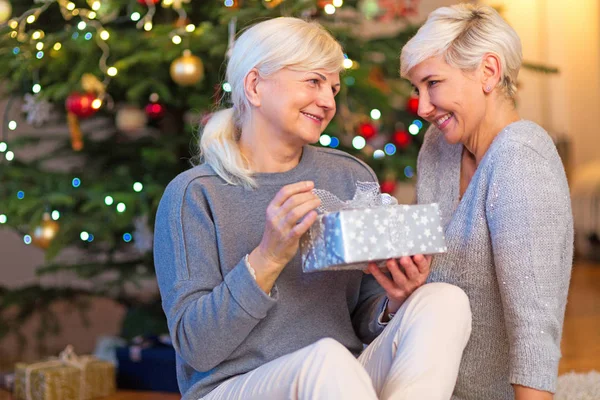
[316,88,336,111]
[417,94,435,120]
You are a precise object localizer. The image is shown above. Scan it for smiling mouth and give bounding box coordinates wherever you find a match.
[435,112,453,128]
[301,111,324,122]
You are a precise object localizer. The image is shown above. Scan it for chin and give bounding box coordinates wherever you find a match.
[441,130,462,145]
[297,127,325,145]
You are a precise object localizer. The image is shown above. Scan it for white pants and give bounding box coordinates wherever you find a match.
[203,283,472,400]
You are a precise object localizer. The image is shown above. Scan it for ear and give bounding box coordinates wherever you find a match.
[481,53,502,93]
[243,68,261,107]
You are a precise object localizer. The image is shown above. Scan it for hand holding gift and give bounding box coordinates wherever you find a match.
[366,255,432,317]
[249,180,321,294]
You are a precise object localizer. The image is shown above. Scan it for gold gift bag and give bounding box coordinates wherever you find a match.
[81,358,115,399]
[14,345,116,400]
[14,360,81,400]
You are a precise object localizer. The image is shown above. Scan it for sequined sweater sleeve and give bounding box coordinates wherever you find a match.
[484,131,573,391]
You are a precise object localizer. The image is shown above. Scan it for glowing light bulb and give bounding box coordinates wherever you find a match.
[319,134,332,146]
[352,136,366,150]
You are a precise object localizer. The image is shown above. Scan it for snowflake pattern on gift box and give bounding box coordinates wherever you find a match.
[302,203,447,272]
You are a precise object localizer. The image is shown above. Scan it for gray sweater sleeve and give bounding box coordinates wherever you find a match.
[153,177,277,372]
[485,140,572,392]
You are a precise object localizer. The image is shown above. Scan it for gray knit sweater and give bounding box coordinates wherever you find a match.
[153,145,388,399]
[417,120,573,399]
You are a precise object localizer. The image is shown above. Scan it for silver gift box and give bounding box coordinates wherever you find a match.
[300,203,447,273]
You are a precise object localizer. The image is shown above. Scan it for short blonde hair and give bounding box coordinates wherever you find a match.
[200,17,345,188]
[400,3,522,98]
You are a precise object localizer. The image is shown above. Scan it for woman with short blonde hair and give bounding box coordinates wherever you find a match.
[402,3,572,400]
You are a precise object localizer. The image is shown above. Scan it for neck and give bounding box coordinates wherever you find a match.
[239,117,303,174]
[464,97,520,165]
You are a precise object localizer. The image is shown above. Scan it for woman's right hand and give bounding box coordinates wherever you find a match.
[249,181,321,293]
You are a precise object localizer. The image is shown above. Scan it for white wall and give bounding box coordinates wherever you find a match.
[480,0,600,172]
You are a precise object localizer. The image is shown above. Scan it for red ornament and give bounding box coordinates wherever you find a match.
[318,0,332,7]
[380,180,396,194]
[378,0,420,22]
[406,96,419,114]
[145,103,165,119]
[393,130,411,148]
[137,0,160,5]
[65,92,99,118]
[358,122,377,140]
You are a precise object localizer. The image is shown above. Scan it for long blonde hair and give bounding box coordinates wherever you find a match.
[400,4,522,99]
[199,17,345,188]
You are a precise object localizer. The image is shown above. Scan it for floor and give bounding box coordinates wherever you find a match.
[558,261,600,374]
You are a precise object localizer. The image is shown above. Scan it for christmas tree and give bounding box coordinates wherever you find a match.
[0,0,556,353]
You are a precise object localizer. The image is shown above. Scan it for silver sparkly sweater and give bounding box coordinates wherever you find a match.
[416,120,573,399]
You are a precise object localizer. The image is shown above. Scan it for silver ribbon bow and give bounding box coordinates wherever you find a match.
[314,181,397,214]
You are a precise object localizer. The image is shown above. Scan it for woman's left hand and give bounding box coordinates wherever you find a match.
[365,255,432,314]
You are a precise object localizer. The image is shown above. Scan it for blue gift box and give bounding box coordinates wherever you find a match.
[116,344,179,393]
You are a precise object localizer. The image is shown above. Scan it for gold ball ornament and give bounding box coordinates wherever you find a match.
[170,50,204,86]
[31,212,60,250]
[0,0,12,24]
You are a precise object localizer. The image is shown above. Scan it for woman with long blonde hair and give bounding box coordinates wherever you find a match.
[154,17,471,400]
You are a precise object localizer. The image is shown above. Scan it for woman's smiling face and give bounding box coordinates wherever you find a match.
[407,56,486,145]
